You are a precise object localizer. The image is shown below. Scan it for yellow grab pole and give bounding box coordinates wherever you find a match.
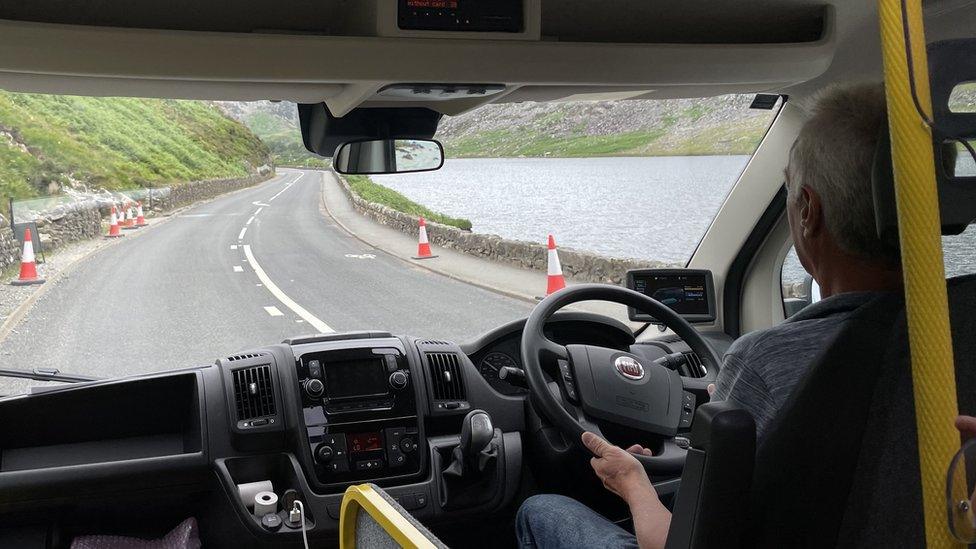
[877,0,960,546]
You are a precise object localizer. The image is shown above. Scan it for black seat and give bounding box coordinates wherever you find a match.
[750,274,976,547]
[665,401,756,549]
[666,275,976,548]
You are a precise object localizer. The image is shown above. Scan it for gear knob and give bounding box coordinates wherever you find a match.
[460,409,494,463]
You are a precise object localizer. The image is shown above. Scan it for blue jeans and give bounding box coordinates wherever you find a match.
[516,494,639,549]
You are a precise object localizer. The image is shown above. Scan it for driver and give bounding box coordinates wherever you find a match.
[516,83,905,548]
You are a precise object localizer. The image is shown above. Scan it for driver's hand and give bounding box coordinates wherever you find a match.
[582,432,657,506]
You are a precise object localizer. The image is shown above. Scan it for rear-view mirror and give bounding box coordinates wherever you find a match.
[333,138,444,175]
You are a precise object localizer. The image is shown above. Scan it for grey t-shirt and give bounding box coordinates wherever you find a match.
[712,292,884,442]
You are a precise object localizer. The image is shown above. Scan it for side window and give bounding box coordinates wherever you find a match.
[781,246,819,318]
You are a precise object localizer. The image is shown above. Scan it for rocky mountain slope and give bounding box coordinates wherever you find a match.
[219,84,976,162]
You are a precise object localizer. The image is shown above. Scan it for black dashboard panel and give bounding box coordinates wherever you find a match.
[0,312,716,548]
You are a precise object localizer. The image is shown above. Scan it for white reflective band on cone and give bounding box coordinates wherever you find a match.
[419,225,429,244]
[22,239,35,263]
[547,248,563,276]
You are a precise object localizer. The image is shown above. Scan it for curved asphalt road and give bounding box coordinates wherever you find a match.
[0,169,533,388]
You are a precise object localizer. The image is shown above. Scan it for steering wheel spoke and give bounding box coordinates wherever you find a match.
[540,338,569,360]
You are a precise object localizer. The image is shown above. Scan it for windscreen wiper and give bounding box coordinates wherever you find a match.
[0,367,100,383]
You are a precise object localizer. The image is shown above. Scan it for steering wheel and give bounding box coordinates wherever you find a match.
[520,284,722,474]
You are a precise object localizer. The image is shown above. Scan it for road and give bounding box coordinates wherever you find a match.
[0,169,534,390]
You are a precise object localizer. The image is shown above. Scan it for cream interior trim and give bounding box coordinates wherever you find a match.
[0,16,835,104]
[687,102,805,334]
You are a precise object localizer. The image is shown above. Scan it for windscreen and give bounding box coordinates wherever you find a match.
[0,91,782,394]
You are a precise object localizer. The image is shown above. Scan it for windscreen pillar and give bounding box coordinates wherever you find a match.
[877,0,960,545]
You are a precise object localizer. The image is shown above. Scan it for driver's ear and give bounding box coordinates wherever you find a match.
[798,185,824,239]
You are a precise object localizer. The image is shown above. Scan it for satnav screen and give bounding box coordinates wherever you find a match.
[632,273,709,316]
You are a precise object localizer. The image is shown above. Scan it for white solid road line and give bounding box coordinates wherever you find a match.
[233,265,244,273]
[243,244,335,334]
[264,306,284,317]
[238,227,247,240]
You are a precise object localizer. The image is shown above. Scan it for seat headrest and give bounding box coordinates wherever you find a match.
[872,38,976,241]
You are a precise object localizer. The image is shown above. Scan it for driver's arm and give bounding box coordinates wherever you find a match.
[582,432,672,549]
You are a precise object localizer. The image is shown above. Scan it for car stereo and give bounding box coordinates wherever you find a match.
[626,269,716,323]
[295,343,423,487]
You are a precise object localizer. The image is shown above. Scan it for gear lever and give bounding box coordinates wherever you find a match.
[440,409,500,509]
[460,409,494,467]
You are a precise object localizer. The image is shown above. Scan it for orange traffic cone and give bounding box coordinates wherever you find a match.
[123,202,136,229]
[412,217,437,260]
[135,202,147,227]
[105,205,124,238]
[545,235,566,296]
[10,228,45,286]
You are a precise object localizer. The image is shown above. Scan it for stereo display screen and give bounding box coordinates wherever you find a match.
[325,358,388,398]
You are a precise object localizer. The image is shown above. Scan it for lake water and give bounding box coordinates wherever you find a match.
[374,156,976,280]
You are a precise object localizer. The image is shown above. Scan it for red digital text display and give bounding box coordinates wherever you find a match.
[349,432,383,453]
[406,0,459,9]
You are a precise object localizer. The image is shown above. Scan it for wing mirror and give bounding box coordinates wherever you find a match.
[333,138,444,175]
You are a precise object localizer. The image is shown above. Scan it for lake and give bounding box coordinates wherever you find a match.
[373,156,976,281]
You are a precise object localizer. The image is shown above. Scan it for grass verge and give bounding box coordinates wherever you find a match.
[344,175,472,231]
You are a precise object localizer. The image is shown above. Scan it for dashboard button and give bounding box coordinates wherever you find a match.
[304,378,325,399]
[315,444,334,463]
[399,437,416,453]
[308,360,323,379]
[414,493,428,508]
[389,370,409,390]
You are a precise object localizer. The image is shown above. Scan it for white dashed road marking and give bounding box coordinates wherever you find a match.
[264,306,284,317]
[233,266,244,273]
[238,227,247,240]
[230,245,238,250]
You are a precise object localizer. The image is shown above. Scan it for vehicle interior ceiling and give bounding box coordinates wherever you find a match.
[0,0,974,547]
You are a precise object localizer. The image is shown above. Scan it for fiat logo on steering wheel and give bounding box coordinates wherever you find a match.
[614,356,645,380]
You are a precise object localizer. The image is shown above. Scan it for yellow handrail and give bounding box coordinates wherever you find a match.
[877,0,960,546]
[339,484,438,549]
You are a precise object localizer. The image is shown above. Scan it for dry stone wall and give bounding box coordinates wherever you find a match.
[336,175,671,284]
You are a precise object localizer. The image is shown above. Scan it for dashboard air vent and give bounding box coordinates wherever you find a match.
[683,352,707,377]
[425,352,466,401]
[233,365,276,421]
[419,339,452,346]
[227,352,266,362]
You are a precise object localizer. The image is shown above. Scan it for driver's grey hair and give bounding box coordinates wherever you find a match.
[785,83,900,265]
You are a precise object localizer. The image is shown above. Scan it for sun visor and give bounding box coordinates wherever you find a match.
[297,104,442,158]
[873,39,976,242]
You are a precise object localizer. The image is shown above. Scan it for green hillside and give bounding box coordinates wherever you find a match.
[241,111,329,168]
[0,92,272,208]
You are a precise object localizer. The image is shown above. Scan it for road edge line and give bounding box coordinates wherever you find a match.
[242,244,335,334]
[316,170,539,305]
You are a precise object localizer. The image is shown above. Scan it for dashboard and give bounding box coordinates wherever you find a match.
[0,312,721,548]
[465,313,638,395]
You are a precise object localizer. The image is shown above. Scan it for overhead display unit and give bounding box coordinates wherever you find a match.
[397,0,523,33]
